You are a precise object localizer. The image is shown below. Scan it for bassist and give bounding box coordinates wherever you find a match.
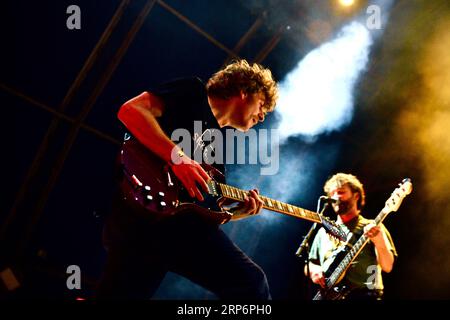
[307,173,397,300]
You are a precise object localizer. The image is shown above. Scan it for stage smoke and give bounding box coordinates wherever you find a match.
[276,0,394,141]
[277,21,372,140]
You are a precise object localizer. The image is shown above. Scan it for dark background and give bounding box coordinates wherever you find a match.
[1,0,449,300]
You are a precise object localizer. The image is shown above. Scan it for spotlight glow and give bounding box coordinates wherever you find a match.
[339,0,355,6]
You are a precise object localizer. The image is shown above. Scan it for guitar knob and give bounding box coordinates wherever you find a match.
[141,185,151,195]
[142,186,153,203]
[157,192,166,209]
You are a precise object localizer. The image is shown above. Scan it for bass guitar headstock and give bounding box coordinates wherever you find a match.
[321,216,348,242]
[382,178,413,214]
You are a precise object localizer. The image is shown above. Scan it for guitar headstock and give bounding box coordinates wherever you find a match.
[322,216,348,242]
[382,178,413,214]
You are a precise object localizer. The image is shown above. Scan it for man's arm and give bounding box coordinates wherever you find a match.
[364,223,395,273]
[118,91,175,163]
[118,91,210,201]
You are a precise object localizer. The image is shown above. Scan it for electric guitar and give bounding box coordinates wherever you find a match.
[117,137,347,241]
[312,178,413,300]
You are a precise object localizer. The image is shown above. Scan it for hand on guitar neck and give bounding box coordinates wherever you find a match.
[216,189,264,220]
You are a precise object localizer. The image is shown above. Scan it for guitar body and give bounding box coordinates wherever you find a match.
[314,246,351,300]
[314,285,349,300]
[118,137,233,224]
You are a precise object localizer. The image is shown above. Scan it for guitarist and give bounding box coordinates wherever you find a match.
[96,60,279,299]
[307,173,397,300]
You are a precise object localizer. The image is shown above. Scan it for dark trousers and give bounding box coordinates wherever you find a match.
[96,200,270,300]
[344,288,384,300]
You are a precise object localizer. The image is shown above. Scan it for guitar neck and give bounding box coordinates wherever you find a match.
[216,182,321,223]
[326,210,390,288]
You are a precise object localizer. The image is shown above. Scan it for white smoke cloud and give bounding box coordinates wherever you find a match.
[276,21,372,139]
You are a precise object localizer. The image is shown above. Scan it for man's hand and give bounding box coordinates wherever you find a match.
[309,263,326,288]
[170,157,210,201]
[363,222,383,245]
[217,189,264,216]
[233,189,264,215]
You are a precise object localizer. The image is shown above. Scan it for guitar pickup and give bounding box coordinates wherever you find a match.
[157,192,166,209]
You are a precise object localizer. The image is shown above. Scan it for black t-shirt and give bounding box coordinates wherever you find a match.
[108,77,227,236]
[151,77,226,174]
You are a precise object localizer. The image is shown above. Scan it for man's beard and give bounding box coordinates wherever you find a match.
[334,200,353,216]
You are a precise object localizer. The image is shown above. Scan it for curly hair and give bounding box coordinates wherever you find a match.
[206,59,278,114]
[324,173,366,210]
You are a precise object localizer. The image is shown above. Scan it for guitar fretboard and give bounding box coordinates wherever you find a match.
[216,182,321,223]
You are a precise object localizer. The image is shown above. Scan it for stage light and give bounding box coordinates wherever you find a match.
[339,0,355,7]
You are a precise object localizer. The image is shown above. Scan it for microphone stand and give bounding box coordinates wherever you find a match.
[295,197,330,299]
[295,198,329,258]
